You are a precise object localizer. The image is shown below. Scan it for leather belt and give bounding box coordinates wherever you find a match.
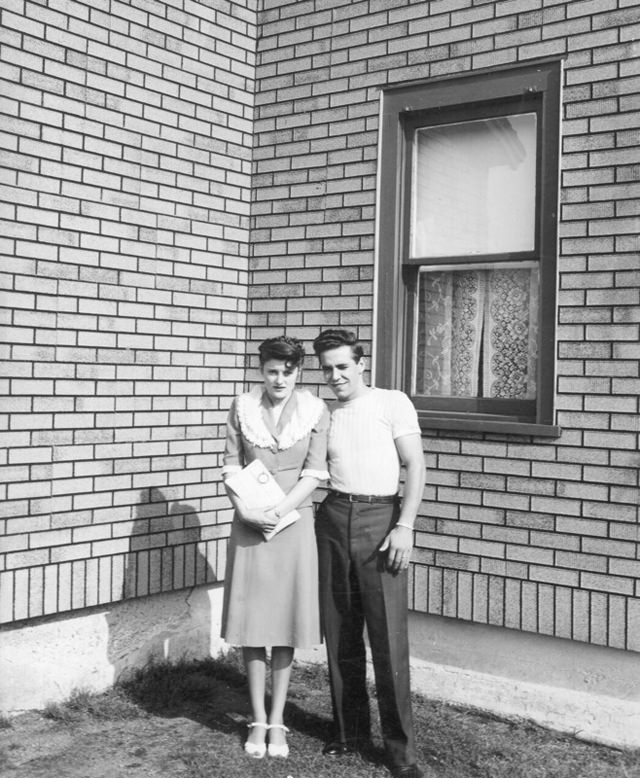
[329,490,398,504]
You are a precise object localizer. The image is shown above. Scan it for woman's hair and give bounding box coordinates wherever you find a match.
[312,328,364,362]
[258,335,305,368]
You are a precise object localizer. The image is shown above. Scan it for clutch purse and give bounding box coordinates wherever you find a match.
[225,459,300,541]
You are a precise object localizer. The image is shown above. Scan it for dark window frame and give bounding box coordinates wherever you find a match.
[375,60,562,437]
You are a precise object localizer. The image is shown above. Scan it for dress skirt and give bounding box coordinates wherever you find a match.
[221,504,321,648]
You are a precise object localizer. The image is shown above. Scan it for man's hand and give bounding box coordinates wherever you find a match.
[380,524,414,575]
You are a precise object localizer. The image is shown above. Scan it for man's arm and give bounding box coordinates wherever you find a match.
[380,432,425,574]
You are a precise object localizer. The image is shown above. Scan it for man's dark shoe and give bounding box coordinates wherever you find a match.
[322,740,354,757]
[390,765,423,778]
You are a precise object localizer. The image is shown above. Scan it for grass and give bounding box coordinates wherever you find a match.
[42,686,140,723]
[2,651,640,778]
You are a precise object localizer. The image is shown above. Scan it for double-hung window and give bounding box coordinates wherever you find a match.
[376,61,561,435]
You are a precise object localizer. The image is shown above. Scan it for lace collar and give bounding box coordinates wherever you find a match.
[237,387,324,450]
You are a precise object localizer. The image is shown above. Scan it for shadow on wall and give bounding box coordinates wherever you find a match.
[106,487,218,681]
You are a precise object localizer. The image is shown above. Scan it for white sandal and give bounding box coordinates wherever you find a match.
[244,722,267,758]
[267,723,290,758]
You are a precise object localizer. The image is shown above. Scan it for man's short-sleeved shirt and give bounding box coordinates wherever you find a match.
[327,387,421,496]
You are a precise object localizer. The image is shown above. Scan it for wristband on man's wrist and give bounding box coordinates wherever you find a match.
[395,521,414,531]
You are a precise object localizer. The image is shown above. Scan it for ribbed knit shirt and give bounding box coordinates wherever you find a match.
[327,387,421,496]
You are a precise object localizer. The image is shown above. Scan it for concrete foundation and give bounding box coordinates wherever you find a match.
[408,613,640,750]
[2,593,640,751]
[0,585,228,714]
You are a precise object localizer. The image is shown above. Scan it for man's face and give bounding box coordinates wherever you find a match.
[319,345,366,402]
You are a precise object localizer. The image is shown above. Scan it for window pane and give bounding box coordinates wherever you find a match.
[411,114,537,257]
[414,263,539,399]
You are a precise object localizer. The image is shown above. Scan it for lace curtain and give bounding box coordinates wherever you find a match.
[415,266,538,399]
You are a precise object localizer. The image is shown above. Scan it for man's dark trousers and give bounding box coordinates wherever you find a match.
[316,493,416,770]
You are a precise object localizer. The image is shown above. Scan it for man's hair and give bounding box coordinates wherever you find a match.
[258,335,305,368]
[312,329,364,362]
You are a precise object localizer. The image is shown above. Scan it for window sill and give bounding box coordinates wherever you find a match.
[417,411,561,438]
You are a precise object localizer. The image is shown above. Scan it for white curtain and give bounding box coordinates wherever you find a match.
[416,267,538,399]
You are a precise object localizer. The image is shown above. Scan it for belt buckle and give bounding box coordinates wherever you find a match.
[348,493,358,503]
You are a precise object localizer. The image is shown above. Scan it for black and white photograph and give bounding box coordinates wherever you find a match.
[1,1,639,776]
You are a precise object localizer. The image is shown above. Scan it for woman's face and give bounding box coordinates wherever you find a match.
[261,359,299,405]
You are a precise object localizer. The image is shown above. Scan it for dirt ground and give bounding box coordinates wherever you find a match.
[0,671,258,778]
[0,663,360,778]
[3,659,640,778]
[0,711,213,777]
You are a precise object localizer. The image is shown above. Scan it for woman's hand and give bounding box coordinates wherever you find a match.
[238,507,278,533]
[264,507,281,525]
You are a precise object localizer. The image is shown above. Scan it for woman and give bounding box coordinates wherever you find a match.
[221,335,329,759]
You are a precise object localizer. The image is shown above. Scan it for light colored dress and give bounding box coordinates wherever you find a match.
[221,387,329,648]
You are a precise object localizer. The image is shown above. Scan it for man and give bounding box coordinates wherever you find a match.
[312,328,425,778]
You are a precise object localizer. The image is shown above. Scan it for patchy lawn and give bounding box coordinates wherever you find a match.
[1,652,638,778]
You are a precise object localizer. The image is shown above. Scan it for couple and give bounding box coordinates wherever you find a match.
[220,329,425,778]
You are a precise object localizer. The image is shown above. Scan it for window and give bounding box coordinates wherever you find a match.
[375,61,561,435]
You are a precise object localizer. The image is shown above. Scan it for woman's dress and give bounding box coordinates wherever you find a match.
[221,387,329,648]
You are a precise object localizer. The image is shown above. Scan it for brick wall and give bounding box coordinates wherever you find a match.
[0,0,256,623]
[2,0,639,655]
[251,0,640,650]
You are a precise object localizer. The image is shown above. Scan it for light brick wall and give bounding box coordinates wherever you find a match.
[251,1,640,650]
[2,0,639,655]
[0,0,256,623]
